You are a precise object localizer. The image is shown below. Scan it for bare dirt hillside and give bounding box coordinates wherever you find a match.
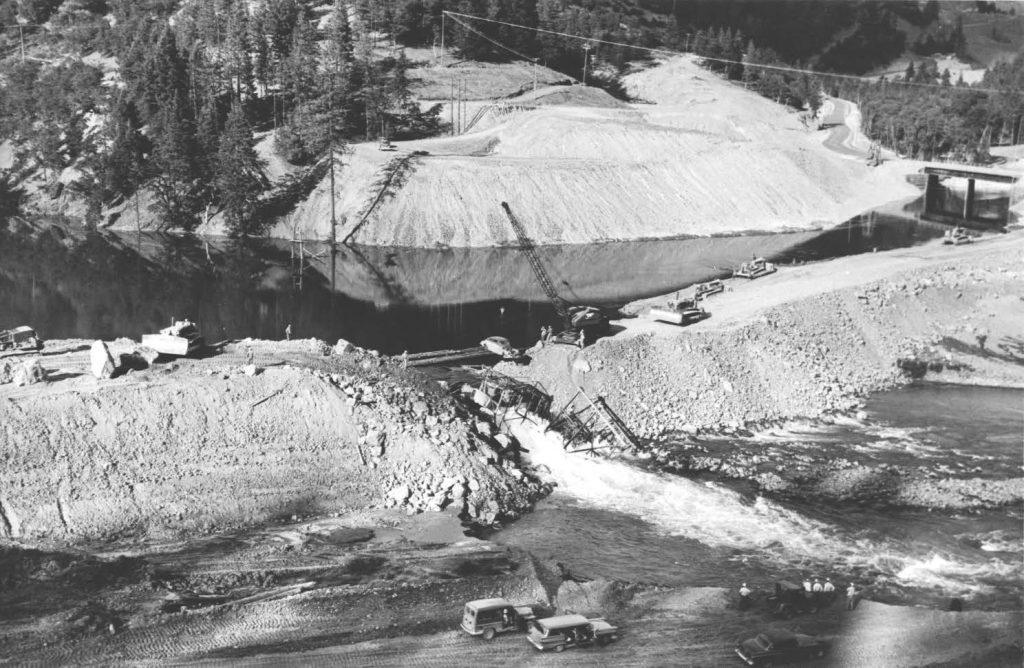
[249,56,919,247]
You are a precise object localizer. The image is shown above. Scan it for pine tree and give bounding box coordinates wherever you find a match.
[225,0,255,102]
[150,101,202,231]
[140,25,190,121]
[100,98,149,202]
[216,104,267,236]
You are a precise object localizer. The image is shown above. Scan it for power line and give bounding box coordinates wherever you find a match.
[442,11,1014,96]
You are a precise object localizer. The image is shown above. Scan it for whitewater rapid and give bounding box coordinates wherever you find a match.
[508,416,1022,602]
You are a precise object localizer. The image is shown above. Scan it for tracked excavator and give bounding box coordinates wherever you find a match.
[500,202,609,344]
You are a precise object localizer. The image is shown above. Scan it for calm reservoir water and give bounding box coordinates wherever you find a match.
[0,211,948,353]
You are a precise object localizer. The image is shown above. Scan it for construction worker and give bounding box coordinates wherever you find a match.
[738,582,752,611]
[284,323,292,341]
[401,350,409,370]
[846,582,858,610]
[578,329,586,349]
[803,578,812,593]
[823,578,836,603]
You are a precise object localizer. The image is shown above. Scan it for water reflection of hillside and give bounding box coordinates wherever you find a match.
[0,209,946,354]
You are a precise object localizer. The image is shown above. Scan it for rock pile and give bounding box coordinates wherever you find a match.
[296,358,547,525]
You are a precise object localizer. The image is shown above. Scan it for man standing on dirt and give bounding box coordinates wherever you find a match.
[738,582,752,611]
[846,582,859,610]
[284,323,292,341]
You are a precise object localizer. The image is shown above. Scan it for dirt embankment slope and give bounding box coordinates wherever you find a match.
[0,340,543,545]
[501,234,1024,510]
[509,232,1024,428]
[245,56,919,247]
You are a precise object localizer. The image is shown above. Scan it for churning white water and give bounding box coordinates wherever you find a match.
[506,395,1022,608]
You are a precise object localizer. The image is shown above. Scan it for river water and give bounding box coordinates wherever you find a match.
[0,210,946,353]
[5,212,1018,610]
[494,384,1023,612]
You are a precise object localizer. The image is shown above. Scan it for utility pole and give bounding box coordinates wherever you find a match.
[533,58,538,92]
[450,77,455,135]
[440,12,445,68]
[582,42,592,86]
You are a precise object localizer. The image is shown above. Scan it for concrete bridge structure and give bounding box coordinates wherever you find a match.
[922,164,1020,227]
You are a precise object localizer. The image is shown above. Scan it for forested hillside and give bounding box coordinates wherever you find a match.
[0,0,1021,236]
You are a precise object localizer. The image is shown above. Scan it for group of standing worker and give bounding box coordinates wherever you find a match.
[738,578,862,611]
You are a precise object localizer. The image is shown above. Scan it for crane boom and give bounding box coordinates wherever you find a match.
[500,201,571,327]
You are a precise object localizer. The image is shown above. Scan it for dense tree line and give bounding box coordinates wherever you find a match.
[830,54,1024,161]
[1,0,1021,234]
[0,0,443,235]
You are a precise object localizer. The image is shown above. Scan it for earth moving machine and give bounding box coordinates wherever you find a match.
[650,293,710,326]
[0,326,44,352]
[142,319,204,357]
[500,202,609,343]
[734,257,777,279]
[695,279,725,299]
[943,226,973,245]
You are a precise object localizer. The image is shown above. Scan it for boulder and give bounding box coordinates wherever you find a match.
[387,485,411,503]
[411,400,429,416]
[334,338,356,355]
[0,360,14,385]
[14,358,47,386]
[573,358,592,373]
[241,364,260,377]
[90,340,116,379]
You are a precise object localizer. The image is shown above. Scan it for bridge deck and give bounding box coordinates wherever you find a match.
[923,165,1019,184]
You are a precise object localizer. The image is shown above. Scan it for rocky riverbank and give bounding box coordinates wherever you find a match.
[505,233,1024,509]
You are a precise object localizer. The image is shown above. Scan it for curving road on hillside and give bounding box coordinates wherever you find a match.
[820,97,871,159]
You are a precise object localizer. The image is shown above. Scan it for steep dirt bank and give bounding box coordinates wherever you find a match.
[175,56,922,246]
[0,339,543,544]
[504,233,1024,506]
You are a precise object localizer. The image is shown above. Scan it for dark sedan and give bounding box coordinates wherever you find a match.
[735,629,827,666]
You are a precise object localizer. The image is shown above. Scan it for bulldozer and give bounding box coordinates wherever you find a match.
[734,257,777,279]
[0,326,44,352]
[650,295,710,327]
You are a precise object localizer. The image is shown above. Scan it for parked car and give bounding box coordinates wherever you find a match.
[460,598,536,640]
[480,336,521,360]
[766,581,819,618]
[735,629,827,666]
[526,614,618,652]
[0,326,44,352]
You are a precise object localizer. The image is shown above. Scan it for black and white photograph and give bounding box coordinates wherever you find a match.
[0,0,1022,665]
